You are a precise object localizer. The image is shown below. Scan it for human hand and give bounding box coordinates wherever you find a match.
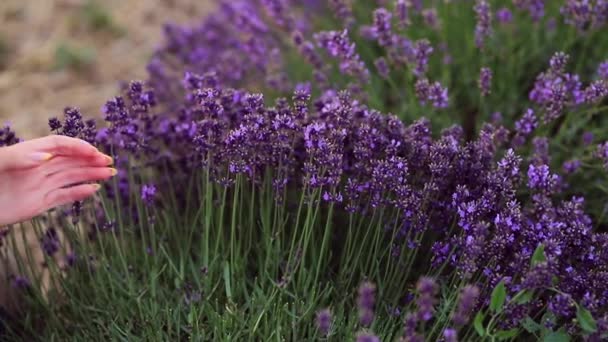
[0,135,116,226]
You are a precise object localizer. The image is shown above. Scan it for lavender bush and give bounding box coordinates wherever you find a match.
[2,0,608,340]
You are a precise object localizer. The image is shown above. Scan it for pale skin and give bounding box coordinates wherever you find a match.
[0,135,116,226]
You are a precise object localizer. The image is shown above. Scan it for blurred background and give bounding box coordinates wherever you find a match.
[0,0,212,139]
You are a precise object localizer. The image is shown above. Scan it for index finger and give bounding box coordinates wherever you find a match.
[28,135,99,157]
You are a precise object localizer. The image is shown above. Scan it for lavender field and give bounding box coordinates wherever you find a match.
[2,0,608,341]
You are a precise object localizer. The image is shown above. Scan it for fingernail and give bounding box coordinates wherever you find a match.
[92,184,101,191]
[31,152,53,161]
[103,154,114,165]
[109,168,118,176]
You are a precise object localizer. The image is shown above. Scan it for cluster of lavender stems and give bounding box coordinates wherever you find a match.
[2,0,608,340]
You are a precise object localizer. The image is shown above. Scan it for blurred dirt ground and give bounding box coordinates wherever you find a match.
[0,0,212,138]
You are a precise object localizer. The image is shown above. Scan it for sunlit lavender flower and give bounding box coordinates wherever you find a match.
[315,308,332,336]
[358,281,376,326]
[478,67,492,96]
[141,184,157,206]
[496,7,513,23]
[452,285,480,326]
[416,277,438,321]
[474,0,492,48]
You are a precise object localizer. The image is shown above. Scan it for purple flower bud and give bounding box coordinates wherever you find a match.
[562,159,581,174]
[372,8,393,47]
[474,0,492,48]
[375,57,389,79]
[452,285,480,326]
[496,7,513,23]
[598,60,608,80]
[315,308,332,336]
[416,277,438,322]
[582,131,594,146]
[478,67,493,96]
[443,328,458,342]
[141,184,157,206]
[356,332,380,342]
[357,281,376,326]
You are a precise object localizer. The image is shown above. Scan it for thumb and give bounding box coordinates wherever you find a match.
[0,144,53,171]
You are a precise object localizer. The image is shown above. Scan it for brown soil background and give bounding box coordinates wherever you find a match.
[0,0,213,139]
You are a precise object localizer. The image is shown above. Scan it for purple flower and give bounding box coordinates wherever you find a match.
[583,131,594,146]
[395,0,411,28]
[357,281,376,326]
[141,184,157,206]
[527,164,559,192]
[514,0,545,21]
[598,60,608,80]
[443,328,458,342]
[474,0,492,48]
[597,142,608,169]
[356,333,380,342]
[452,285,480,326]
[372,8,393,47]
[416,277,438,322]
[315,308,331,336]
[0,123,20,147]
[415,78,449,108]
[514,108,537,137]
[375,57,389,79]
[562,159,581,174]
[413,39,433,76]
[496,7,513,23]
[315,29,370,83]
[478,67,492,96]
[41,227,60,256]
[12,275,30,289]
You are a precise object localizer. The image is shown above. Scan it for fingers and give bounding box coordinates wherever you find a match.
[30,135,99,157]
[44,184,101,209]
[42,153,113,176]
[45,167,117,190]
[0,135,105,171]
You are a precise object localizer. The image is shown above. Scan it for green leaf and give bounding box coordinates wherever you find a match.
[495,328,519,340]
[522,316,542,333]
[576,305,598,333]
[513,289,534,305]
[530,244,546,267]
[490,280,507,313]
[543,331,570,342]
[474,311,485,337]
